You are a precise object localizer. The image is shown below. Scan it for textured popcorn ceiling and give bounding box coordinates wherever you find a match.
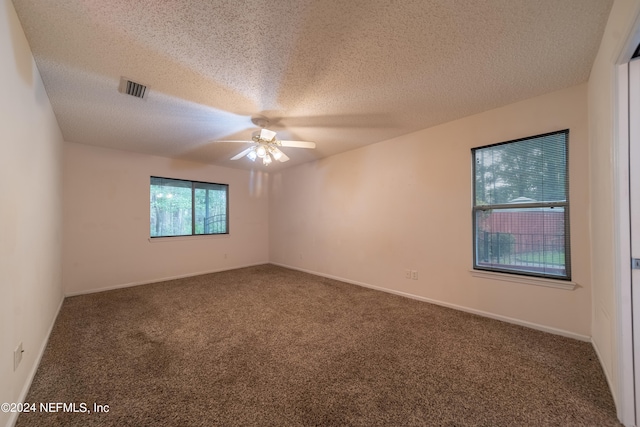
[12,0,613,171]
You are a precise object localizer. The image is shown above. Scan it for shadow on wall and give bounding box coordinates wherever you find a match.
[164,155,270,199]
[5,0,32,86]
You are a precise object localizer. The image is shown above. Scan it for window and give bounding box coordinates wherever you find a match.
[150,177,228,238]
[472,130,570,280]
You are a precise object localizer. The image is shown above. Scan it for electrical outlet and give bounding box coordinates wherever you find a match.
[14,342,23,371]
[405,269,412,279]
[411,270,418,280]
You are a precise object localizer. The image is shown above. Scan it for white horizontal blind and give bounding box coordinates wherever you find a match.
[472,130,570,279]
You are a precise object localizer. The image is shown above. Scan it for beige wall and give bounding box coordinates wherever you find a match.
[3,0,637,423]
[588,0,640,415]
[0,1,64,426]
[62,142,269,295]
[270,84,591,338]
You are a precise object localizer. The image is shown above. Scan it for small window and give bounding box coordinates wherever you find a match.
[150,177,228,238]
[472,130,570,280]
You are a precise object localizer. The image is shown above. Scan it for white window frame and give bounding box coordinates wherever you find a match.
[471,130,571,281]
[150,176,229,238]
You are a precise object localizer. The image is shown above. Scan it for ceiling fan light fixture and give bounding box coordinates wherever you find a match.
[260,128,277,141]
[226,120,315,165]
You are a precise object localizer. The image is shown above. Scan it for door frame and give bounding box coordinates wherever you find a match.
[616,59,635,427]
[631,56,640,426]
[616,21,640,426]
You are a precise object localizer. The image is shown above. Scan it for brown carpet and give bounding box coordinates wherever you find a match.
[17,264,619,426]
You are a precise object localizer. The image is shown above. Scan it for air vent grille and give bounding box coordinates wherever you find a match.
[126,80,146,98]
[119,77,147,99]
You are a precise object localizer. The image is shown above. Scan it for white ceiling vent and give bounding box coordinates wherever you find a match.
[119,77,147,99]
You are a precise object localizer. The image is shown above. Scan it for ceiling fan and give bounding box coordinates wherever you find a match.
[223,117,316,166]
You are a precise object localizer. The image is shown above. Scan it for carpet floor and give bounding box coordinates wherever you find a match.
[16,264,619,426]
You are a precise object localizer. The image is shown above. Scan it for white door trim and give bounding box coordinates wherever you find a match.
[630,57,640,426]
[616,59,635,427]
[615,12,640,423]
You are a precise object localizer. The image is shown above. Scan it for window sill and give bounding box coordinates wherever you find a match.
[148,234,229,243]
[469,269,577,290]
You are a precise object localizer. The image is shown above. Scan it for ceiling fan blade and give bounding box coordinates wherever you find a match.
[272,147,290,162]
[230,147,254,160]
[266,113,397,129]
[279,140,316,149]
[217,140,253,144]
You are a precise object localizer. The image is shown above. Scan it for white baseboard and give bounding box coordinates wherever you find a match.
[7,295,64,427]
[66,261,591,341]
[591,338,624,423]
[64,262,269,297]
[271,262,591,342]
[9,262,593,427]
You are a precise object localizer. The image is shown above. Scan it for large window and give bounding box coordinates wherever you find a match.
[150,177,228,238]
[472,130,570,280]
